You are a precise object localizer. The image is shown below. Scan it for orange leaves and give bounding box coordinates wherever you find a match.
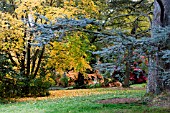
[14,88,116,102]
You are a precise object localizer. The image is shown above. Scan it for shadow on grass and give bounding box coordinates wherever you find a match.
[99,102,170,113]
[48,101,170,113]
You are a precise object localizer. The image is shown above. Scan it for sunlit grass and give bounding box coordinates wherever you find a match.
[10,87,145,102]
[0,85,169,113]
[131,83,147,88]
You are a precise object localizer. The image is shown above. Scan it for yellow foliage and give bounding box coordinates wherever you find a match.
[46,32,93,73]
[15,0,43,17]
[64,0,99,18]
[14,0,88,22]
[0,11,25,53]
[1,0,97,76]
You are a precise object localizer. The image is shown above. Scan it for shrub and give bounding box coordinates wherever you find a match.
[60,75,69,87]
[86,83,102,88]
[29,77,53,96]
[0,53,55,98]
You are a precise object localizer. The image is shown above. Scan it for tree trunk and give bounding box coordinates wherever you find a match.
[147,55,161,94]
[124,45,132,87]
[33,45,45,79]
[124,62,130,87]
[147,0,170,94]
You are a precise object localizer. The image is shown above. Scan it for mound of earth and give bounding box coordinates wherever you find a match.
[97,91,170,109]
[97,98,139,104]
[148,92,170,109]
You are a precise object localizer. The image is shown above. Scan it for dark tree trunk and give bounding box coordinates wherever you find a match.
[124,45,133,87]
[124,62,130,87]
[26,40,31,77]
[31,49,39,75]
[33,45,45,79]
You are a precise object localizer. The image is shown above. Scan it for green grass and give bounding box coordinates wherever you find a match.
[0,87,169,113]
[131,83,147,88]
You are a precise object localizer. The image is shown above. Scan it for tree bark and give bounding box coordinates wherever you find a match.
[33,45,45,79]
[147,0,170,94]
[124,45,133,87]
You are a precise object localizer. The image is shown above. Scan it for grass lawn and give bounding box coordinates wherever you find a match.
[0,85,169,113]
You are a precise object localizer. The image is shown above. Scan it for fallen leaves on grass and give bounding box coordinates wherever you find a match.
[13,88,115,102]
[12,87,144,102]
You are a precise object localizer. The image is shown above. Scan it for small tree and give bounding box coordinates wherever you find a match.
[92,29,149,87]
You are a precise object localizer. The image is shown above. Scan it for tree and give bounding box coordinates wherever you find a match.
[90,0,153,87]
[46,32,95,73]
[147,0,170,94]
[0,0,99,97]
[0,10,55,97]
[2,0,169,98]
[99,0,153,37]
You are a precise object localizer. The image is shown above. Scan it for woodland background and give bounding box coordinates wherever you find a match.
[0,0,169,99]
